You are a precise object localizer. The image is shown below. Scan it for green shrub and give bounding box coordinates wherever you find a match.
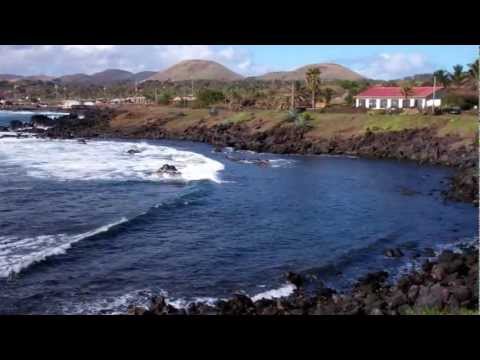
[196,89,225,107]
[157,92,172,105]
[443,93,467,109]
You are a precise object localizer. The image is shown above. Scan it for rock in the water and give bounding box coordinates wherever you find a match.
[157,164,181,176]
[285,271,304,287]
[384,248,404,258]
[127,148,142,154]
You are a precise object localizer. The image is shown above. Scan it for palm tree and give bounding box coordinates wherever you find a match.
[305,67,321,110]
[401,85,414,108]
[451,65,465,87]
[467,59,479,82]
[433,70,451,88]
[323,88,334,106]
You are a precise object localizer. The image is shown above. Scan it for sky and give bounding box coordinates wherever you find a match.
[0,45,478,80]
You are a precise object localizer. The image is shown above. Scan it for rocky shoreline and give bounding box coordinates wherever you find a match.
[32,107,477,204]
[126,246,478,315]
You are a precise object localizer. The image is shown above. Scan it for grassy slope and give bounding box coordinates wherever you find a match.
[111,105,478,144]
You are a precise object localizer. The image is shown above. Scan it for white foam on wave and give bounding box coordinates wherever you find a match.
[0,110,69,118]
[0,218,128,278]
[251,283,296,302]
[62,284,297,314]
[62,288,160,315]
[0,138,224,183]
[268,159,296,168]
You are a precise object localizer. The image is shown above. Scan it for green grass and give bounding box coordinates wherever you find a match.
[222,112,254,125]
[437,115,478,138]
[364,115,432,132]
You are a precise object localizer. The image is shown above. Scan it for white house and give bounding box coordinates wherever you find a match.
[354,86,444,110]
[61,100,82,109]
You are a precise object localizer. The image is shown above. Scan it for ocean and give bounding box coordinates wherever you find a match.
[0,111,477,314]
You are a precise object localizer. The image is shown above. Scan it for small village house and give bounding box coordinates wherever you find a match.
[61,100,82,109]
[172,95,196,105]
[354,86,443,110]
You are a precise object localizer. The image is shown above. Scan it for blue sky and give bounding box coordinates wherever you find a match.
[0,45,477,80]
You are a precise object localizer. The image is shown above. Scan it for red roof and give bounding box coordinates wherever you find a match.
[356,86,443,98]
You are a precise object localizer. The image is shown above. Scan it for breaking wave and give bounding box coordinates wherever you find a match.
[0,218,128,278]
[0,138,224,183]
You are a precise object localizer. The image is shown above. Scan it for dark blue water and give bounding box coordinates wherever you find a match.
[0,110,68,127]
[0,113,477,314]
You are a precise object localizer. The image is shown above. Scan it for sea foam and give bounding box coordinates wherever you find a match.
[0,138,224,183]
[0,218,128,278]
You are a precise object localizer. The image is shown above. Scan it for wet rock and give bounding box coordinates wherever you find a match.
[157,164,181,176]
[438,250,456,264]
[127,305,148,315]
[127,148,142,154]
[387,291,408,309]
[149,296,166,314]
[384,248,404,258]
[220,294,255,315]
[369,308,384,315]
[407,285,420,301]
[450,285,471,303]
[285,271,304,288]
[431,264,448,281]
[423,248,436,257]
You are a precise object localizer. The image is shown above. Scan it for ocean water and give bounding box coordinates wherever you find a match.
[0,113,477,314]
[0,110,69,127]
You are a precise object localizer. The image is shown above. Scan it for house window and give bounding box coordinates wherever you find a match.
[391,99,399,108]
[359,99,366,107]
[368,99,377,108]
[380,99,387,108]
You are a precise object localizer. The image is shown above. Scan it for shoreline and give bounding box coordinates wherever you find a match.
[36,106,479,204]
[2,108,478,314]
[127,244,478,315]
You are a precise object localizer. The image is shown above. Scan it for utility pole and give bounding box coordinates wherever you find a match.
[155,88,158,104]
[291,81,295,110]
[432,75,436,112]
[191,78,194,97]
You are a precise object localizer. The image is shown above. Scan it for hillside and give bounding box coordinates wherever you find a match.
[257,63,365,81]
[88,69,134,85]
[131,71,157,82]
[57,70,157,85]
[0,74,22,81]
[147,59,244,82]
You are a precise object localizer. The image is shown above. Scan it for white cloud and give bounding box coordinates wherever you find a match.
[350,52,435,80]
[218,46,235,60]
[0,45,264,77]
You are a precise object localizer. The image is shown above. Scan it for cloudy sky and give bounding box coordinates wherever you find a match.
[0,45,477,80]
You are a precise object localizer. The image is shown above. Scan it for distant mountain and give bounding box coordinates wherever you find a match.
[88,69,134,85]
[147,60,243,82]
[0,74,22,81]
[57,69,158,85]
[57,73,93,84]
[131,71,157,82]
[24,75,55,81]
[256,63,365,81]
[0,74,56,82]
